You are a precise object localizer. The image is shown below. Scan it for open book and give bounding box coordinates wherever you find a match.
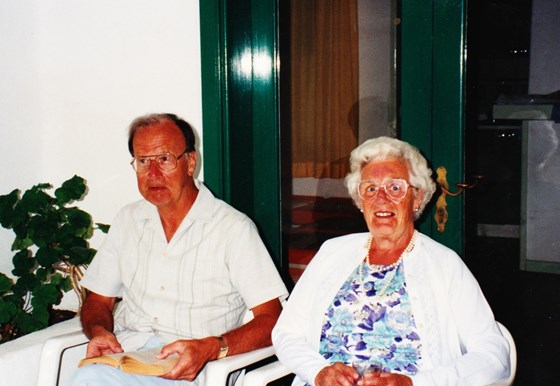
[78,347,179,376]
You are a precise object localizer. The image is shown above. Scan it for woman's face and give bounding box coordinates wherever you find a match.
[360,159,424,241]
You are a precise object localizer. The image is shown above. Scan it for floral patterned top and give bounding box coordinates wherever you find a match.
[319,261,422,375]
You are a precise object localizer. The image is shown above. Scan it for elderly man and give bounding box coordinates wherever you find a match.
[70,113,288,386]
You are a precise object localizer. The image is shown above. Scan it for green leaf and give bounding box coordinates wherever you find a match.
[0,298,18,324]
[13,273,40,295]
[32,283,61,306]
[54,175,87,205]
[67,246,94,265]
[0,189,20,228]
[19,185,54,215]
[96,223,111,233]
[0,273,14,294]
[58,276,72,293]
[27,213,60,248]
[11,236,33,251]
[66,207,92,229]
[15,308,48,334]
[12,250,34,276]
[35,247,60,268]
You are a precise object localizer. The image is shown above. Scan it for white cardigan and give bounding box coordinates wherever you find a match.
[272,232,510,386]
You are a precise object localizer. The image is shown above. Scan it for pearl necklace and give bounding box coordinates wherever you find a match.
[358,230,418,296]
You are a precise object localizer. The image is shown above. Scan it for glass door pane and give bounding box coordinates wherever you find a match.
[279,0,397,284]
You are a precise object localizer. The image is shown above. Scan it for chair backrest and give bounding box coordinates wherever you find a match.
[494,321,517,386]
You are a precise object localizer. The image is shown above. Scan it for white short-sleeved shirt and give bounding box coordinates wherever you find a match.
[81,181,288,350]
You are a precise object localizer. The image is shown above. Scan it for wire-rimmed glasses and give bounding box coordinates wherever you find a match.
[358,178,414,202]
[130,149,188,173]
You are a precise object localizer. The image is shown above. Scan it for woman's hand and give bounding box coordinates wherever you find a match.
[315,363,360,386]
[358,372,413,386]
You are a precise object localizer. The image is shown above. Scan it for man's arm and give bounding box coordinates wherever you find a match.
[159,297,282,381]
[80,291,123,358]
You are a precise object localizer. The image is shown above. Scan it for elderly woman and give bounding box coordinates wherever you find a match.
[272,137,510,386]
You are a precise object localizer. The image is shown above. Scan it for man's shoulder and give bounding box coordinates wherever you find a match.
[196,182,251,224]
[114,199,155,222]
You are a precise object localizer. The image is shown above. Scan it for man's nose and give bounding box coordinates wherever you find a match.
[147,160,163,177]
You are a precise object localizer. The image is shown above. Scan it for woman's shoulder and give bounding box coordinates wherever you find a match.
[414,232,466,268]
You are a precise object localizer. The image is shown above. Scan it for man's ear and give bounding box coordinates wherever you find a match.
[187,151,197,176]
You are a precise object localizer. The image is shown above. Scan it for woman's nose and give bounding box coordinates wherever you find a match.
[374,187,391,203]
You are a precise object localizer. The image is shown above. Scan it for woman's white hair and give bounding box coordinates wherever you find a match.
[344,136,436,219]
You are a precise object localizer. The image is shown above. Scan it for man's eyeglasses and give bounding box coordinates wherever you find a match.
[358,178,414,202]
[130,149,189,173]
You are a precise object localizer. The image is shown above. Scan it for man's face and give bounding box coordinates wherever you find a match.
[132,121,196,211]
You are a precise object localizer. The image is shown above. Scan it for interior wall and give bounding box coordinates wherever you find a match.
[0,0,203,308]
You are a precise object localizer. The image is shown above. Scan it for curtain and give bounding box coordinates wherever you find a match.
[290,0,359,179]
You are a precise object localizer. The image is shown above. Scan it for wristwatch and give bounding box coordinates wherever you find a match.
[216,336,229,359]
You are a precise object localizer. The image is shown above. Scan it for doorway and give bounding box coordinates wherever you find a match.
[465,0,560,384]
[278,0,397,284]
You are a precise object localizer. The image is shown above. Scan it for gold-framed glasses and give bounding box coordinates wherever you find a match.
[130,149,188,173]
[358,178,414,202]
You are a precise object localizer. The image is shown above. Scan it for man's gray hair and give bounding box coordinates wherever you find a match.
[344,136,436,219]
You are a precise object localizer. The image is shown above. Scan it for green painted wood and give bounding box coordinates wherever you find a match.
[200,0,283,266]
[200,0,228,199]
[400,0,434,236]
[401,0,466,254]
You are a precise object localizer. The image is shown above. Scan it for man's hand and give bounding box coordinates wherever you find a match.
[85,327,124,358]
[80,291,121,358]
[158,337,219,381]
[315,363,359,386]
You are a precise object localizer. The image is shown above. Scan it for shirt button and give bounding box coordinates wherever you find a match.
[153,317,159,323]
[160,286,165,291]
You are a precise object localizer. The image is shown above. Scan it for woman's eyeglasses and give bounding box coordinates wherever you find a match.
[358,178,414,202]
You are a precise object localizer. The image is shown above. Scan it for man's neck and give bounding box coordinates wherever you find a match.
[158,188,199,242]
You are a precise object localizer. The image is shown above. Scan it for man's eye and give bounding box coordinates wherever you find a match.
[159,155,171,163]
[138,158,150,165]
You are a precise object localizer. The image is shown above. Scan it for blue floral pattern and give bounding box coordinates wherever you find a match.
[319,262,422,375]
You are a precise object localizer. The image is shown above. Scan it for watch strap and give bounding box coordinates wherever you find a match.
[216,336,229,359]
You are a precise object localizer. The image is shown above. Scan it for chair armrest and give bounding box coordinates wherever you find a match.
[37,321,88,386]
[204,345,275,385]
[243,360,292,386]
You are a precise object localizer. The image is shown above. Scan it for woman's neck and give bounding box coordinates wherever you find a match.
[368,228,415,264]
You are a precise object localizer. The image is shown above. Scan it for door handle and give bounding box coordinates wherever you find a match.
[434,166,483,232]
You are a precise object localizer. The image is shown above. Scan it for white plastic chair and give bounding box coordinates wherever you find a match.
[243,321,517,386]
[36,313,276,386]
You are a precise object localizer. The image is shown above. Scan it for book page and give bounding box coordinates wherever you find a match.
[120,348,179,375]
[78,347,179,376]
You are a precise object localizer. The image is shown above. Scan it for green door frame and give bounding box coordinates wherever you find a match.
[400,0,466,253]
[200,0,467,260]
[199,0,284,267]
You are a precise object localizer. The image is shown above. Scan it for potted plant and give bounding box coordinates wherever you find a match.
[0,175,108,343]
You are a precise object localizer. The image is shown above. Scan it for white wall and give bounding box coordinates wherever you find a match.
[0,0,203,308]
